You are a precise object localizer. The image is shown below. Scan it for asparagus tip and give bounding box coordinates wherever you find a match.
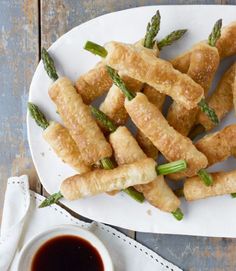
[84,41,108,57]
[197,169,213,186]
[123,187,145,203]
[39,191,63,208]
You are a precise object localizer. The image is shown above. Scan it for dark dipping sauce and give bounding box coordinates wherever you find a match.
[31,235,104,271]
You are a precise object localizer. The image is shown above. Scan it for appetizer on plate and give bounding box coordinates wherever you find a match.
[28,10,236,222]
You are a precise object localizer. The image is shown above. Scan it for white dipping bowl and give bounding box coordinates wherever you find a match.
[17,225,113,271]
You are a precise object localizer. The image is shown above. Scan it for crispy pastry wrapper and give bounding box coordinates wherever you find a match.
[49,77,112,165]
[216,21,236,59]
[125,93,208,177]
[136,84,165,159]
[195,124,236,166]
[197,62,236,131]
[167,43,220,136]
[100,39,159,126]
[184,170,236,201]
[43,121,90,173]
[109,126,180,212]
[60,158,157,200]
[75,61,112,104]
[104,41,204,110]
[99,75,143,125]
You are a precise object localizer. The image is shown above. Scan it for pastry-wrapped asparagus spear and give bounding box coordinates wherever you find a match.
[106,67,213,186]
[190,62,236,138]
[109,125,182,219]
[85,40,205,110]
[167,20,221,136]
[216,21,236,59]
[42,48,112,166]
[195,124,236,166]
[28,103,90,173]
[184,170,236,201]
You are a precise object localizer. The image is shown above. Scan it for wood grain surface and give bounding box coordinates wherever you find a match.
[1,1,236,270]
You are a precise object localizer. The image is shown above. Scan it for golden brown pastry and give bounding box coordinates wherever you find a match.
[99,39,159,126]
[184,170,236,201]
[75,62,112,104]
[109,126,180,212]
[103,41,204,110]
[49,77,112,165]
[216,21,236,59]
[60,158,157,200]
[125,93,208,177]
[167,43,220,135]
[99,75,143,125]
[195,124,236,166]
[197,62,236,131]
[136,84,164,159]
[43,121,90,173]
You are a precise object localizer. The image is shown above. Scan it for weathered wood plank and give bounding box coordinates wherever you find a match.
[0,0,40,222]
[136,233,236,271]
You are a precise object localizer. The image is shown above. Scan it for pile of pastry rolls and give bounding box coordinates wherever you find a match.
[29,12,236,220]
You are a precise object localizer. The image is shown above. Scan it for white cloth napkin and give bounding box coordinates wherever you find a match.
[0,176,182,271]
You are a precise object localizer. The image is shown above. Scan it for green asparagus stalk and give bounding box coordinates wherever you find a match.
[197,168,213,186]
[231,193,236,198]
[28,102,49,130]
[172,208,184,221]
[198,99,219,126]
[90,106,117,133]
[156,160,187,175]
[106,66,136,101]
[123,187,145,203]
[143,10,161,49]
[84,41,108,58]
[157,29,187,50]
[208,19,222,47]
[39,191,63,208]
[41,48,59,81]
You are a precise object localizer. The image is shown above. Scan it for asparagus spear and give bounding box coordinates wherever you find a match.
[39,192,63,208]
[208,19,222,47]
[41,48,59,81]
[28,102,49,130]
[143,10,161,49]
[197,169,213,186]
[157,29,187,50]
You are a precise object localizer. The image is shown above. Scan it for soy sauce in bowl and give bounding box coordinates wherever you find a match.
[31,235,104,271]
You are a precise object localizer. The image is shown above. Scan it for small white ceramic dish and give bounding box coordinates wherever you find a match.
[17,225,113,271]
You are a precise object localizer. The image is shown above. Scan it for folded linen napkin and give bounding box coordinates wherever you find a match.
[0,176,182,271]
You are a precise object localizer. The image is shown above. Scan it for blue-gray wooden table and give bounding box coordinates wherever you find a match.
[1,1,236,270]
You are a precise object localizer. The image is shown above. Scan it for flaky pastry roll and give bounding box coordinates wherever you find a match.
[109,126,180,212]
[125,93,208,177]
[60,158,157,200]
[49,77,112,165]
[43,121,90,173]
[103,41,204,110]
[167,43,220,135]
[75,62,112,104]
[184,170,236,201]
[195,124,236,166]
